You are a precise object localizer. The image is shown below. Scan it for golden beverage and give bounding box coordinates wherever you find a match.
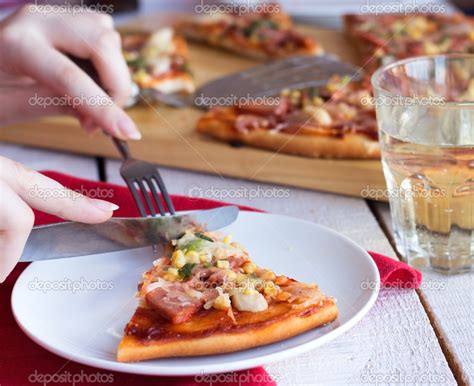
[373,55,473,274]
[380,130,473,273]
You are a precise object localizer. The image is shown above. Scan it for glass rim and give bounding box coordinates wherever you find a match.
[371,53,474,108]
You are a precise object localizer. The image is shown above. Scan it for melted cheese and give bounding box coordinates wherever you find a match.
[143,28,175,58]
[150,57,172,76]
[231,289,268,312]
[176,232,246,260]
[144,278,167,293]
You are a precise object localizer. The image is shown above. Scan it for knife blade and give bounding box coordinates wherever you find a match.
[20,206,239,262]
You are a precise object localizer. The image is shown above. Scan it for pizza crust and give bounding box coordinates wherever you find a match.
[148,74,195,94]
[197,110,380,159]
[117,299,338,362]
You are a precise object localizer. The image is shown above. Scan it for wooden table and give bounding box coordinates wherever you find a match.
[0,1,470,384]
[2,141,471,385]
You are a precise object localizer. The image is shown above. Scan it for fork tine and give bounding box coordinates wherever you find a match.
[125,179,147,217]
[151,173,175,215]
[146,177,166,216]
[136,179,157,217]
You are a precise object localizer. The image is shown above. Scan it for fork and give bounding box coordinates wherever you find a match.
[68,56,176,217]
[111,137,175,217]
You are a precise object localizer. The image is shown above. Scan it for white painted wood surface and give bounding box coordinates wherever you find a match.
[0,142,465,385]
[373,202,474,386]
[0,143,98,180]
[107,160,457,385]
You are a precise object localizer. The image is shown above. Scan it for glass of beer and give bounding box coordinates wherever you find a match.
[372,55,473,274]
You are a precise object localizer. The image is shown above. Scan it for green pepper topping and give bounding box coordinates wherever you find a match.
[195,232,214,242]
[127,56,146,69]
[179,263,196,279]
[178,238,204,252]
[242,19,278,38]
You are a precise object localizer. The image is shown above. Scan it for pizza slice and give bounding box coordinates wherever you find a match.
[178,7,323,60]
[344,13,474,74]
[122,28,195,96]
[118,230,338,362]
[195,76,380,159]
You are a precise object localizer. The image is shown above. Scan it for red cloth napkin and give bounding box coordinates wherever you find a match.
[1,171,421,386]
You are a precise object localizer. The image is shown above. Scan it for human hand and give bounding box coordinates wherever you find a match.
[0,5,140,139]
[0,156,119,282]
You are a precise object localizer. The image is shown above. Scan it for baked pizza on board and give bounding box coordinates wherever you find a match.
[178,7,323,59]
[122,28,195,95]
[344,13,474,74]
[118,231,338,362]
[196,76,380,159]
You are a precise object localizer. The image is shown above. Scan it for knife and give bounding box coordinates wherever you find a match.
[20,206,239,262]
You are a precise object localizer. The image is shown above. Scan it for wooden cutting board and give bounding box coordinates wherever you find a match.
[0,14,386,200]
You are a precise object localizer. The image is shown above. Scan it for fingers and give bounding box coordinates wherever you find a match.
[0,85,79,126]
[20,48,140,139]
[89,12,114,30]
[0,157,119,224]
[0,180,34,282]
[0,7,140,139]
[46,15,132,107]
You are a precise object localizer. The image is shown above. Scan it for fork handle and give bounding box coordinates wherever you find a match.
[112,137,131,159]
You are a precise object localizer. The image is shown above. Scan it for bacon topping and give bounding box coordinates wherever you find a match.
[235,114,272,133]
[145,285,202,324]
[227,78,378,140]
[228,256,245,270]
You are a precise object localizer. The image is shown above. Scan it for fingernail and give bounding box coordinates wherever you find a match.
[117,116,141,140]
[90,199,119,212]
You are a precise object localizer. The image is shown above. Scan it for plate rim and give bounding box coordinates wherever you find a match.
[11,211,380,376]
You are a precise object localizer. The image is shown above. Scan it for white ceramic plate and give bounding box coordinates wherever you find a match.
[12,211,379,376]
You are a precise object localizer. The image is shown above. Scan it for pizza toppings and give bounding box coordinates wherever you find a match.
[229,14,316,57]
[206,75,377,141]
[345,13,474,74]
[231,288,268,312]
[122,28,195,95]
[179,7,322,59]
[145,286,202,324]
[136,231,328,325]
